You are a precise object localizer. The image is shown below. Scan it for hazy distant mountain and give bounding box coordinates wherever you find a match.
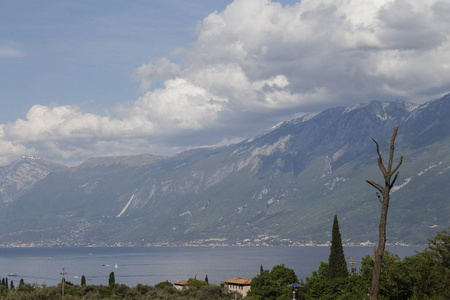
[0,156,67,204]
[1,95,449,246]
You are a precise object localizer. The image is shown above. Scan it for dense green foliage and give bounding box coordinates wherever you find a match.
[0,280,242,299]
[247,264,299,300]
[185,278,209,289]
[328,215,348,279]
[154,280,173,289]
[304,229,450,299]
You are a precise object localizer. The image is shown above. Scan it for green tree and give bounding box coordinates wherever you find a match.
[328,215,348,279]
[81,275,86,286]
[249,264,298,300]
[305,262,332,298]
[155,280,173,289]
[136,282,154,295]
[185,277,208,289]
[0,285,8,298]
[108,271,115,286]
[304,261,366,300]
[428,228,450,269]
[360,251,411,300]
[10,280,14,290]
[205,274,209,284]
[404,229,449,299]
[356,230,449,300]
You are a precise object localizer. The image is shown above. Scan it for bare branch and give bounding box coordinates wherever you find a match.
[391,172,399,187]
[372,138,381,156]
[391,155,403,175]
[372,138,387,175]
[387,126,399,173]
[366,180,384,194]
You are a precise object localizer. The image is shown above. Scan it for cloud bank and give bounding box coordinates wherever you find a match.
[1,0,450,165]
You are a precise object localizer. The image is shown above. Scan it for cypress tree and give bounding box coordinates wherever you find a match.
[328,215,348,278]
[81,275,86,286]
[10,280,14,290]
[109,272,115,286]
[204,275,209,284]
[260,264,264,274]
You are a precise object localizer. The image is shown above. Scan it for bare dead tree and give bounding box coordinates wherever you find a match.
[366,126,403,300]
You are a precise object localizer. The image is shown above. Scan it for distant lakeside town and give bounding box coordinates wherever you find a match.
[1,237,417,248]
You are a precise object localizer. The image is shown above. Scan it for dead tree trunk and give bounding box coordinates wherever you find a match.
[366,126,403,300]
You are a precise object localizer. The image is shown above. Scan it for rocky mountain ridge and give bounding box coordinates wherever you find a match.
[1,95,449,246]
[0,156,67,204]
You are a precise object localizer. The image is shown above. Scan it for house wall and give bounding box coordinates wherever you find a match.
[225,283,251,297]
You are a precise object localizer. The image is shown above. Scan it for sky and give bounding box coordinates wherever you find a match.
[1,0,449,166]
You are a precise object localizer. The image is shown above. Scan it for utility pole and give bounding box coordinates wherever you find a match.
[347,257,357,275]
[60,268,67,297]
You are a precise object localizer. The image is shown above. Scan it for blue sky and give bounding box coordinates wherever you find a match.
[0,0,233,121]
[1,0,449,165]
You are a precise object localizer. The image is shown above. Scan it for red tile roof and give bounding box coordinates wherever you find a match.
[222,277,252,285]
[173,280,187,286]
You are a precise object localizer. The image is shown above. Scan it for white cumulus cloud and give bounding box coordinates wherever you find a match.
[1,0,450,165]
[134,57,181,92]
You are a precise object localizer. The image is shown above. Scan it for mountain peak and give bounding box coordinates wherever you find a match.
[16,155,49,165]
[0,156,67,203]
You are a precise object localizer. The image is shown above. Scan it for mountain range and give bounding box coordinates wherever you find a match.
[1,94,449,246]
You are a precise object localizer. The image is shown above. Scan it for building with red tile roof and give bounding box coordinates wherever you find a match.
[222,277,252,297]
[173,280,188,290]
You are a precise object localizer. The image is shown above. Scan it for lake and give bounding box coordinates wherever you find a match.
[0,246,423,287]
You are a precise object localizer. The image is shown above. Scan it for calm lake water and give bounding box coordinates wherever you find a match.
[0,246,423,287]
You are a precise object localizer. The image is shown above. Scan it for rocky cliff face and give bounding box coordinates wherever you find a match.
[0,156,67,204]
[1,95,449,246]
